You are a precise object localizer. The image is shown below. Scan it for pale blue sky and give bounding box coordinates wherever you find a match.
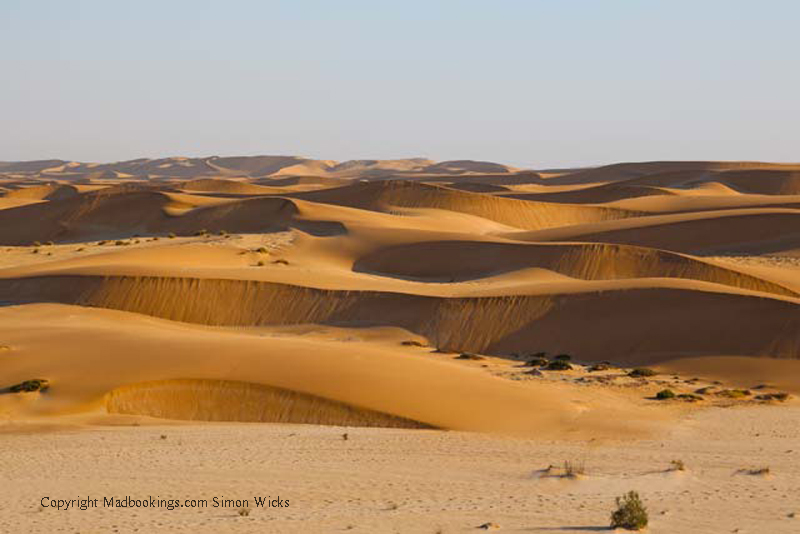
[2,0,798,168]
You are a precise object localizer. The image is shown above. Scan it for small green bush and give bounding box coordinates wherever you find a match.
[656,389,675,400]
[610,491,648,530]
[168,233,176,239]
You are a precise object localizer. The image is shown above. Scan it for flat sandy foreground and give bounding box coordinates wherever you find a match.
[3,157,800,532]
[2,405,799,533]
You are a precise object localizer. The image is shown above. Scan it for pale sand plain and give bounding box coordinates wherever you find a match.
[1,157,800,532]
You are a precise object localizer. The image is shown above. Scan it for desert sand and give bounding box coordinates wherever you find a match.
[2,156,799,532]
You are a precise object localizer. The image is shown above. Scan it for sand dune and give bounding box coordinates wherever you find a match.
[2,157,800,435]
[1,183,80,201]
[178,178,287,195]
[551,161,800,185]
[506,208,800,254]
[0,188,352,244]
[355,240,799,296]
[2,272,798,362]
[292,180,637,230]
[0,303,665,437]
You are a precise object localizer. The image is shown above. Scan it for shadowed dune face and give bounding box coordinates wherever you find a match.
[106,379,434,428]
[2,158,800,430]
[713,170,800,195]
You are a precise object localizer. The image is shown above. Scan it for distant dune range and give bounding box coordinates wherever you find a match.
[2,156,800,432]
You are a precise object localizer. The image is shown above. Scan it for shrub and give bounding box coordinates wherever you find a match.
[629,368,657,378]
[8,379,50,393]
[754,392,790,402]
[45,241,54,246]
[194,229,208,236]
[655,389,675,400]
[237,507,251,516]
[747,467,770,475]
[610,491,648,530]
[545,360,572,371]
[563,460,585,478]
[677,393,703,402]
[525,357,548,367]
[219,230,228,236]
[255,247,268,253]
[33,241,42,247]
[717,389,751,399]
[589,362,611,372]
[554,354,571,362]
[668,459,685,471]
[456,353,485,361]
[168,233,176,239]
[115,240,126,246]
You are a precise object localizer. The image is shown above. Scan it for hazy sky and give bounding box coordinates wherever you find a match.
[2,1,798,168]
